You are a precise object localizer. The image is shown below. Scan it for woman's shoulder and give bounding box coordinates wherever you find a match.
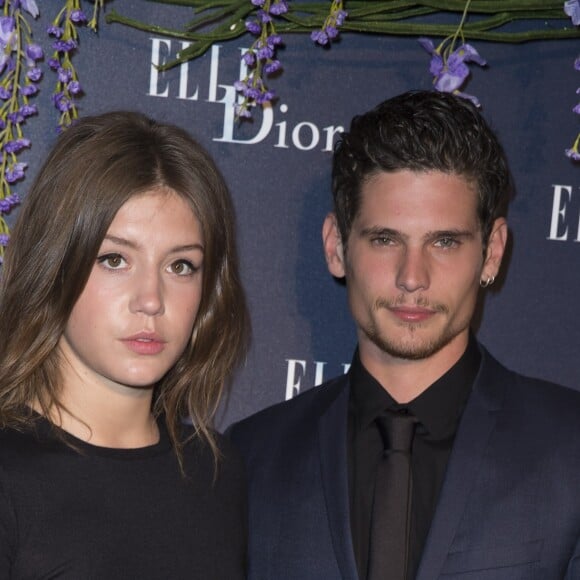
[0,421,47,456]
[180,425,246,486]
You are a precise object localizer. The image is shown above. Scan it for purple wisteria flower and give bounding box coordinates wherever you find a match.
[20,104,37,117]
[311,30,329,46]
[565,142,580,160]
[3,138,30,154]
[565,55,580,160]
[52,92,73,113]
[0,54,10,75]
[5,162,27,184]
[312,1,347,46]
[0,15,16,72]
[26,43,43,64]
[20,84,38,96]
[7,110,24,123]
[564,0,580,25]
[264,59,281,74]
[257,9,272,23]
[70,10,87,24]
[20,0,39,18]
[47,25,64,38]
[0,193,20,214]
[58,67,72,83]
[67,80,82,95]
[27,66,42,82]
[53,39,77,53]
[235,0,288,117]
[235,105,253,119]
[245,20,261,35]
[419,38,486,106]
[48,3,94,131]
[235,76,275,104]
[269,1,288,16]
[0,0,42,262]
[0,16,16,50]
[242,50,256,66]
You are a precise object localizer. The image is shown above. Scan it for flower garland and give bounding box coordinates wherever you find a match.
[0,0,41,262]
[564,0,580,159]
[0,0,578,264]
[109,0,579,153]
[0,0,104,264]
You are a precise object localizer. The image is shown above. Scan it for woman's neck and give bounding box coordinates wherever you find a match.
[37,378,159,449]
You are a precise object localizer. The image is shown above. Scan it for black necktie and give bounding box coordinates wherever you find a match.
[368,411,416,580]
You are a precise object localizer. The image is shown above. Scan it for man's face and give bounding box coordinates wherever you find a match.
[323,169,506,368]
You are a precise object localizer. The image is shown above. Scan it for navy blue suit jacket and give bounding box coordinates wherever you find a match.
[230,347,580,579]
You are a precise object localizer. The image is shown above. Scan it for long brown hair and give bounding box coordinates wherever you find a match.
[0,111,249,463]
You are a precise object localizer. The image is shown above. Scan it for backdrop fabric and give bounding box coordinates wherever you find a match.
[12,2,580,429]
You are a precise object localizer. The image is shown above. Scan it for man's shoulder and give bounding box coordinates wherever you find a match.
[480,346,580,421]
[228,373,349,449]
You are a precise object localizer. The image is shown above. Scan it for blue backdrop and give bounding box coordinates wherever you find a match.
[14,1,580,429]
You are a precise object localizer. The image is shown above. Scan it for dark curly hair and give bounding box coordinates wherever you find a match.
[332,90,512,249]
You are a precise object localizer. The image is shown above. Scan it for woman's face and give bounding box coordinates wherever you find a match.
[58,188,204,392]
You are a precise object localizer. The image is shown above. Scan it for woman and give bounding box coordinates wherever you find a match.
[0,111,249,578]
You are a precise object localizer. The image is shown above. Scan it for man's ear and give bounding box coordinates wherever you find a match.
[322,213,346,278]
[482,217,508,282]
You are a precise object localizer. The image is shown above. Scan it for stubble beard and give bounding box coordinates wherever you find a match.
[363,296,467,361]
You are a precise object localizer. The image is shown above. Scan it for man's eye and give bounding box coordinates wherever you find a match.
[435,237,459,248]
[169,260,198,276]
[372,237,395,246]
[97,253,126,269]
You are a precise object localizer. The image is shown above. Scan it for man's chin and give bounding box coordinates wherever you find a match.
[367,328,457,361]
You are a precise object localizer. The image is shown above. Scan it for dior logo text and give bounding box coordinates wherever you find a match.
[148,39,343,151]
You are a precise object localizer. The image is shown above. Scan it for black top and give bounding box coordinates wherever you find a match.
[0,415,247,579]
[348,336,481,580]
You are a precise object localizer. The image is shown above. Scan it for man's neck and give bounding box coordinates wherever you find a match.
[358,333,470,404]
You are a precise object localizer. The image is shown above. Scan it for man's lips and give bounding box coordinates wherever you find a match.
[387,306,436,323]
[121,333,166,355]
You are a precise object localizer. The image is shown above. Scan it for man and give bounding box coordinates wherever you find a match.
[229,91,580,580]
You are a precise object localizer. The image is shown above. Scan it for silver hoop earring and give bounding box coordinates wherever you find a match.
[480,275,495,288]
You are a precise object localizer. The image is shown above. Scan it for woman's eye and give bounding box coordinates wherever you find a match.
[169,260,197,276]
[97,253,127,269]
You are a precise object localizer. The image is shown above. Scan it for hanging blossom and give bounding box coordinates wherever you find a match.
[564,0,580,25]
[564,1,580,161]
[311,0,347,46]
[234,0,288,119]
[0,0,41,264]
[418,0,486,107]
[48,0,104,131]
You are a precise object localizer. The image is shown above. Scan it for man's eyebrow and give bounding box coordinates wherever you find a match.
[425,229,475,240]
[358,226,402,238]
[356,227,476,241]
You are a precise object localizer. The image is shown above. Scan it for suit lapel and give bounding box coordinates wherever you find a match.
[416,349,507,580]
[318,376,359,580]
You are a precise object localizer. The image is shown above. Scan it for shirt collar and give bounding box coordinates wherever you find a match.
[349,334,481,441]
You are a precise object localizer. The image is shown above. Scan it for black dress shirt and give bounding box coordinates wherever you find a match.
[347,336,481,580]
